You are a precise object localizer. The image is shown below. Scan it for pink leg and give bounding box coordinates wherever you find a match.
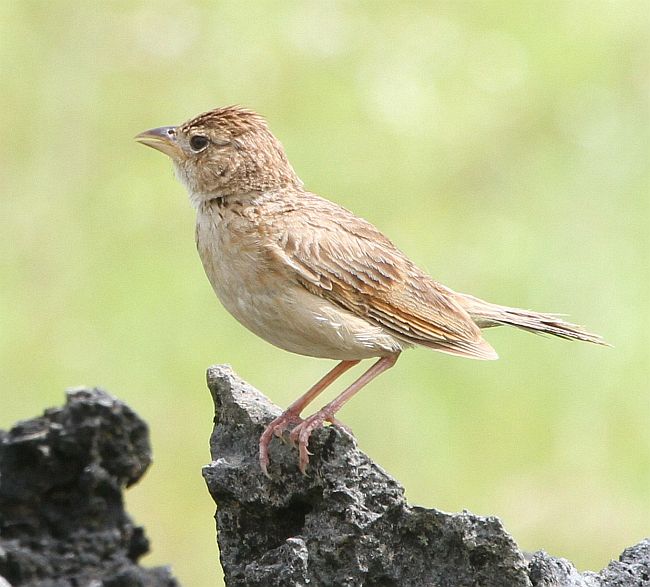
[289,353,400,474]
[259,359,360,476]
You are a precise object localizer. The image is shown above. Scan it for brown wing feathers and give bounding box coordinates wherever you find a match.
[269,195,498,360]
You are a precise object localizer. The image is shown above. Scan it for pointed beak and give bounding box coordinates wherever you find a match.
[135,126,181,158]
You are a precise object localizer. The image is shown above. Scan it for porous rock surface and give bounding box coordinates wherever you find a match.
[0,388,178,587]
[203,364,650,587]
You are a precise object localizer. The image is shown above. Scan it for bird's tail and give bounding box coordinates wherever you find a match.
[457,293,608,346]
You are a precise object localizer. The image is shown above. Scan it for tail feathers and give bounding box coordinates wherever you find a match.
[459,294,608,346]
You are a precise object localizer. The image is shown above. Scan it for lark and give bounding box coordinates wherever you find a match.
[136,106,605,475]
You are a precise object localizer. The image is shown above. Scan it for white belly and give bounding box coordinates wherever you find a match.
[195,208,403,360]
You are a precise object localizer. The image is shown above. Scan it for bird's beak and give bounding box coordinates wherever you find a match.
[134,126,181,158]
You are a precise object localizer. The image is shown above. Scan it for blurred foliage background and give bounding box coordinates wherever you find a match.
[1,1,648,585]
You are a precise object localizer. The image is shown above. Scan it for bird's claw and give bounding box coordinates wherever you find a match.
[260,409,350,475]
[289,411,335,474]
[259,410,303,476]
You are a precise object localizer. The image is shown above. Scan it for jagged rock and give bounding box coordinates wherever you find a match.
[203,364,650,587]
[0,388,179,587]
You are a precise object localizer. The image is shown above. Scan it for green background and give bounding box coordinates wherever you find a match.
[1,2,648,585]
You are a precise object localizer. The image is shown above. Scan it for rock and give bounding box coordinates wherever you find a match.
[593,541,650,586]
[203,364,650,587]
[0,388,179,587]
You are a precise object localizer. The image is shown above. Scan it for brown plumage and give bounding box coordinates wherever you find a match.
[136,106,606,475]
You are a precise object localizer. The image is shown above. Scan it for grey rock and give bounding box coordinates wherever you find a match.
[528,541,650,587]
[203,364,650,587]
[593,541,650,586]
[0,388,179,587]
[528,552,598,586]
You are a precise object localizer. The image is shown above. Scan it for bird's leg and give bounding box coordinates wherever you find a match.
[289,353,400,474]
[259,359,360,476]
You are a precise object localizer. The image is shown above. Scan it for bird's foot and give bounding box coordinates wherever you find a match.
[260,410,352,476]
[259,410,303,477]
[288,410,349,474]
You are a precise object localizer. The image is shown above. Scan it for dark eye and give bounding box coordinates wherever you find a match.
[189,135,209,151]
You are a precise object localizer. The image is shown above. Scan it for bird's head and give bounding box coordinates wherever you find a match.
[136,106,301,207]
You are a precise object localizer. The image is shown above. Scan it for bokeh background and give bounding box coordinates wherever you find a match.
[1,1,648,585]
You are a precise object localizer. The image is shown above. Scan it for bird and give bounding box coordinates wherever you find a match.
[136,105,606,475]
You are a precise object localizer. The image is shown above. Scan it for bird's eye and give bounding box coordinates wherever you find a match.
[189,135,209,152]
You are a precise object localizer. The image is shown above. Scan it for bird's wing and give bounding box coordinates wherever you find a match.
[266,197,497,360]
